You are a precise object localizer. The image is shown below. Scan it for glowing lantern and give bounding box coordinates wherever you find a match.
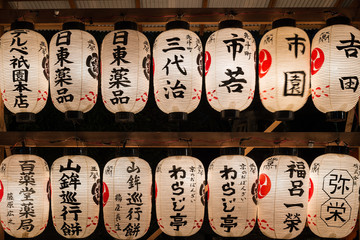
[205,20,256,119]
[0,21,49,123]
[153,20,203,121]
[50,22,99,121]
[207,148,258,236]
[101,21,150,122]
[257,152,309,239]
[0,154,49,238]
[155,154,205,236]
[103,156,152,239]
[259,18,310,121]
[308,146,359,238]
[51,154,100,238]
[311,16,360,122]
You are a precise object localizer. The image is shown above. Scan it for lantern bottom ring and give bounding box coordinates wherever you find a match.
[115,112,135,123]
[274,110,294,121]
[65,111,84,121]
[326,111,346,122]
[169,112,188,122]
[221,109,240,120]
[16,112,36,123]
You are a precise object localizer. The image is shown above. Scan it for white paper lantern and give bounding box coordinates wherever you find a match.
[258,154,309,239]
[205,20,256,119]
[311,16,360,122]
[153,21,203,121]
[50,22,99,120]
[155,155,205,236]
[259,19,310,120]
[0,154,49,238]
[207,151,258,237]
[0,21,48,122]
[51,155,100,238]
[103,156,152,239]
[308,148,360,238]
[101,21,150,122]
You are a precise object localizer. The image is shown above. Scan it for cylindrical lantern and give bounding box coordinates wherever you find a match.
[103,156,152,239]
[259,18,310,121]
[258,152,309,239]
[153,20,203,121]
[308,146,359,238]
[207,148,258,237]
[0,21,49,123]
[205,20,256,120]
[156,154,205,236]
[101,21,150,122]
[50,22,99,121]
[51,154,100,238]
[0,154,49,238]
[311,16,360,122]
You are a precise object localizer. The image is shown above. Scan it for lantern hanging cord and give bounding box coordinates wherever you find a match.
[239,137,251,146]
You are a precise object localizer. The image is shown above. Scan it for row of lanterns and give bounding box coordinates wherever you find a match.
[0,147,358,239]
[0,16,359,123]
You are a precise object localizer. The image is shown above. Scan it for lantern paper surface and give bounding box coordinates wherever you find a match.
[51,155,100,238]
[0,154,49,238]
[155,156,205,236]
[258,155,309,239]
[205,28,256,112]
[311,25,360,113]
[50,30,99,113]
[259,27,310,113]
[0,29,48,114]
[153,29,203,114]
[103,157,152,239]
[208,155,258,237]
[308,153,360,238]
[101,30,150,114]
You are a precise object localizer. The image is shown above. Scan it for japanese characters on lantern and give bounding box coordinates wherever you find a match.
[311,16,360,121]
[50,22,99,120]
[0,22,49,122]
[101,22,150,122]
[205,20,256,119]
[208,153,258,237]
[103,157,152,239]
[308,150,360,238]
[258,154,309,239]
[156,155,205,236]
[259,19,310,120]
[51,155,100,238]
[153,21,203,121]
[0,154,49,238]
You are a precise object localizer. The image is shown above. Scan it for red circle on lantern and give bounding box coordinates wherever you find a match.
[204,51,211,76]
[308,178,314,202]
[311,48,324,75]
[103,182,109,207]
[258,173,271,199]
[259,49,272,78]
[0,180,3,202]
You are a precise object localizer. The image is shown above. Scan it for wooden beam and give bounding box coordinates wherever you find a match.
[68,0,76,9]
[345,107,355,132]
[147,228,162,240]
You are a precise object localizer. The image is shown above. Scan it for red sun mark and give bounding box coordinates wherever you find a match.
[258,173,271,199]
[259,49,272,78]
[204,51,211,76]
[311,48,325,75]
[309,178,314,202]
[0,180,3,203]
[155,181,158,199]
[152,57,155,76]
[102,182,109,207]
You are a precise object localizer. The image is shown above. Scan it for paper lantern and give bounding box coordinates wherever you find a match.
[0,154,49,238]
[51,155,100,238]
[207,149,258,237]
[153,20,203,121]
[308,147,359,238]
[103,156,152,239]
[101,21,150,122]
[311,16,360,122]
[0,21,48,123]
[259,18,310,121]
[258,152,309,239]
[155,154,205,236]
[50,22,99,121]
[205,20,256,119]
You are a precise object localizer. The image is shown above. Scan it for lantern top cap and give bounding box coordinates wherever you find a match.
[220,147,244,156]
[166,20,190,30]
[326,15,351,26]
[272,18,296,29]
[12,147,35,155]
[273,147,298,156]
[114,21,138,30]
[325,146,349,154]
[11,21,34,30]
[168,148,192,156]
[64,147,87,156]
[219,20,243,29]
[62,21,85,30]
